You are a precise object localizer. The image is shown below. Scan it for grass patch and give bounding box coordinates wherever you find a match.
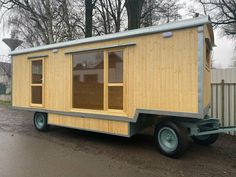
[0,100,11,106]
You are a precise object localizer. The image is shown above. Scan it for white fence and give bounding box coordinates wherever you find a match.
[211,68,236,135]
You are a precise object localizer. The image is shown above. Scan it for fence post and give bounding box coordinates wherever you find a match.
[221,79,225,126]
[211,84,213,116]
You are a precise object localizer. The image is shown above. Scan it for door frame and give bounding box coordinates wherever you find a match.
[30,58,45,107]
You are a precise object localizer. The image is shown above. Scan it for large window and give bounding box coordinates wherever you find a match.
[72,51,104,110]
[72,50,124,111]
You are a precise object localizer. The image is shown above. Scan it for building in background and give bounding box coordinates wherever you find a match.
[0,62,11,101]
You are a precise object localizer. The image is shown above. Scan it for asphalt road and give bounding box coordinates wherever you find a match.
[0,106,236,177]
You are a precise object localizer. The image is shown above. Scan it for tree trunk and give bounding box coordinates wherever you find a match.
[125,0,144,30]
[115,0,121,32]
[85,0,93,38]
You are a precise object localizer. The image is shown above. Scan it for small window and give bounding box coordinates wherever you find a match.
[108,51,123,83]
[32,60,43,84]
[206,47,211,69]
[108,51,123,110]
[31,86,42,104]
[205,38,212,69]
[108,86,123,110]
[31,59,43,106]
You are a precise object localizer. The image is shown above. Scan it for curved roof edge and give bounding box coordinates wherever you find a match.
[10,16,211,56]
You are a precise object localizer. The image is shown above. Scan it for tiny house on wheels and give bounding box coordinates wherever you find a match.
[10,16,236,158]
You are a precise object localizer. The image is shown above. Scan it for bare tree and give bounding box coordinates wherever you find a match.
[57,0,85,40]
[0,0,85,46]
[94,0,112,34]
[199,0,236,37]
[1,0,58,44]
[95,0,126,34]
[141,0,182,27]
[0,0,184,48]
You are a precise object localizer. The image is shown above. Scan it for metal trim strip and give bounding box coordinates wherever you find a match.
[64,43,136,54]
[12,106,203,123]
[28,55,48,59]
[197,26,204,115]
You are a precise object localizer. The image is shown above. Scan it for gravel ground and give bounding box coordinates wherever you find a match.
[0,105,235,177]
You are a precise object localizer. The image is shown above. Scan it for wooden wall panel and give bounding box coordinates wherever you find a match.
[12,55,30,107]
[123,27,199,117]
[44,49,71,111]
[48,114,129,136]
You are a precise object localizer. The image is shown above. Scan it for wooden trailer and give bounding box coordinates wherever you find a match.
[10,16,236,158]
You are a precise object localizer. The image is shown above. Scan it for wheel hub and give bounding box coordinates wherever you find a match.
[158,127,178,153]
[35,114,45,129]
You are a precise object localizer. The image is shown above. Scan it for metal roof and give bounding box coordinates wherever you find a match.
[10,16,212,56]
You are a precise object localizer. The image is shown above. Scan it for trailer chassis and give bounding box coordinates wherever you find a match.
[179,117,236,136]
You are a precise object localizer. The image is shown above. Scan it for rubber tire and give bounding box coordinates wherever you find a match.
[154,121,189,158]
[192,133,219,146]
[33,112,49,132]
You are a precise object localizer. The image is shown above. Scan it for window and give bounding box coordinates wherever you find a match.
[72,51,104,110]
[31,59,43,105]
[72,50,124,111]
[108,86,123,110]
[206,47,211,69]
[108,51,123,110]
[31,86,42,104]
[32,60,43,84]
[205,38,212,69]
[108,51,123,83]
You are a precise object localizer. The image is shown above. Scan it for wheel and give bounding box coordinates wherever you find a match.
[154,121,189,158]
[192,133,219,145]
[33,112,49,131]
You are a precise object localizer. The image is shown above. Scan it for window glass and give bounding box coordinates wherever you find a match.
[108,51,123,83]
[206,48,211,68]
[32,86,42,104]
[32,60,42,84]
[72,51,104,110]
[108,86,123,110]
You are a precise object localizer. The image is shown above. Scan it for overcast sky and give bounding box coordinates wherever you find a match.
[0,1,235,68]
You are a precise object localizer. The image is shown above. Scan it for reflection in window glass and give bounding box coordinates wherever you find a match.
[32,60,42,84]
[32,86,42,104]
[72,51,104,110]
[108,86,123,110]
[108,51,123,83]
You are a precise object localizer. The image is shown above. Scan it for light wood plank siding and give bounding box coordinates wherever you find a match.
[13,27,200,119]
[12,54,31,107]
[48,114,129,136]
